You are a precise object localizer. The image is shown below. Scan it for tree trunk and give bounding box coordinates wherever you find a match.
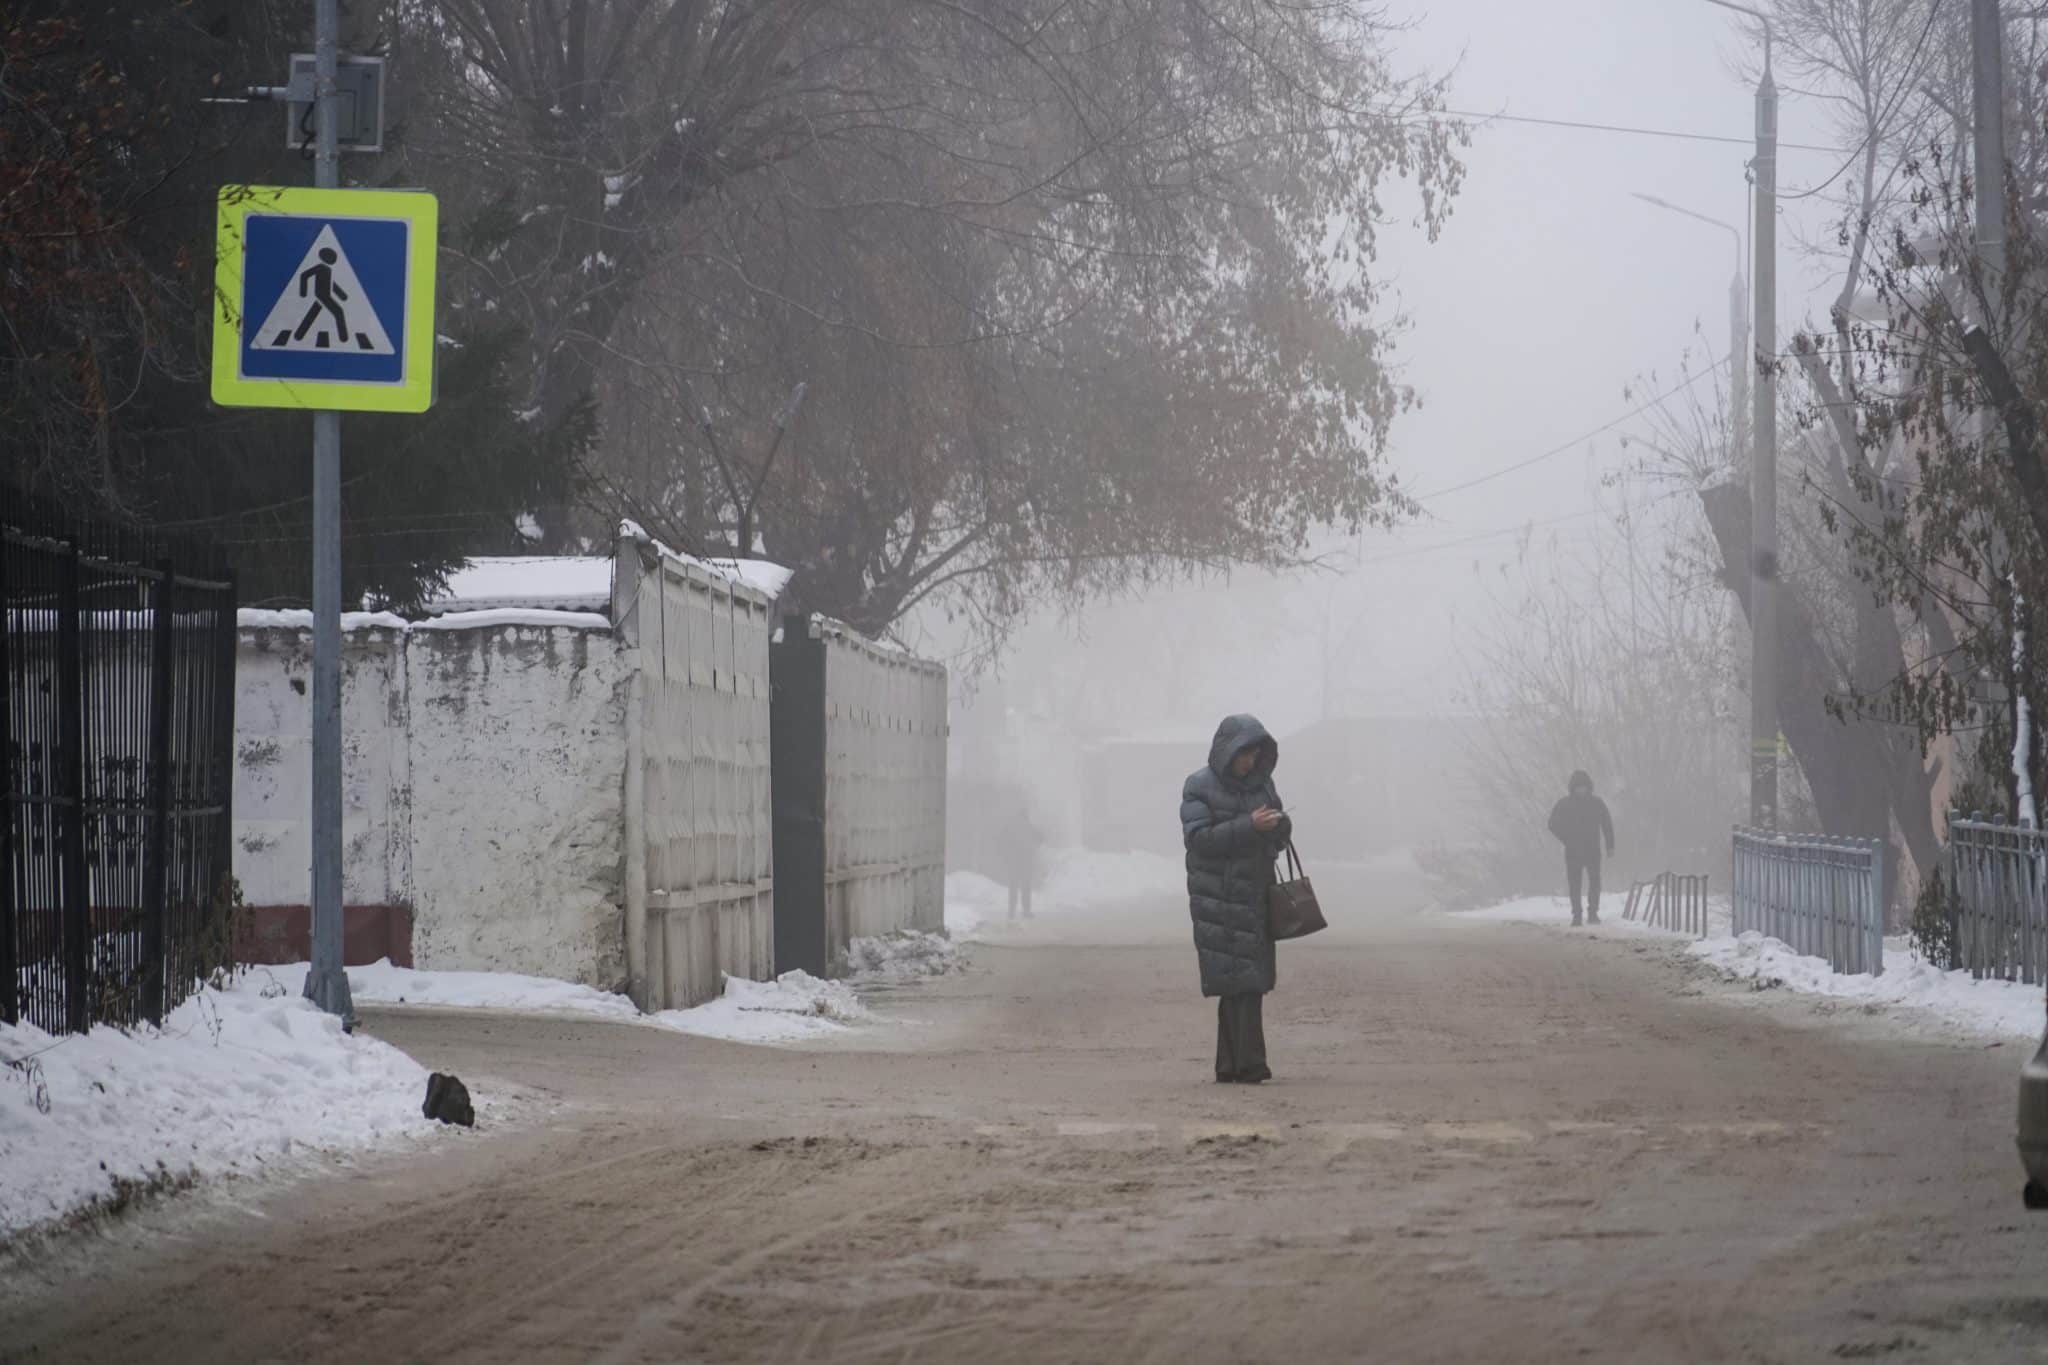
[1699,484,1939,909]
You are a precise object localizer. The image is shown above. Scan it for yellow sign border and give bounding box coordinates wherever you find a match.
[212,185,437,413]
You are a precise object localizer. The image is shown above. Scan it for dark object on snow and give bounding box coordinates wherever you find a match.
[423,1072,475,1127]
[1181,714,1291,998]
[1266,841,1326,941]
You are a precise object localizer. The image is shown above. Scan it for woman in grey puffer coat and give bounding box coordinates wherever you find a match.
[1181,714,1291,1083]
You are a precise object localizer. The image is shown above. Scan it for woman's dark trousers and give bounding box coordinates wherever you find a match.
[1216,993,1268,1081]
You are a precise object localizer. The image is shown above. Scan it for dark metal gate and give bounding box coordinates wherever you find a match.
[3,505,238,1034]
[771,615,829,976]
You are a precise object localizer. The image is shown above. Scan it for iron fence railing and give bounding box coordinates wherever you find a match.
[4,505,237,1034]
[1731,826,1885,976]
[1945,813,2048,986]
[1623,872,1711,937]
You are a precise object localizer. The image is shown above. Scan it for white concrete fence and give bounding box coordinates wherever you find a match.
[232,528,946,1010]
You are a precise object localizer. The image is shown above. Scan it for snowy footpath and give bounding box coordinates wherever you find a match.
[1450,895,2046,1042]
[1,933,964,1245]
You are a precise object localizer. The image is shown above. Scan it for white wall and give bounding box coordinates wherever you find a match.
[613,534,776,1009]
[233,616,631,989]
[822,623,947,962]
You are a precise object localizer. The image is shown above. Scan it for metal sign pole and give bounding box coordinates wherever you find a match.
[303,0,354,1024]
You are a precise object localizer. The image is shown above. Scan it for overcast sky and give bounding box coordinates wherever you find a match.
[944,0,1866,742]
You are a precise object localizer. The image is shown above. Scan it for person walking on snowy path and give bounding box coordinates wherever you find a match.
[1181,714,1291,1084]
[1547,770,1616,927]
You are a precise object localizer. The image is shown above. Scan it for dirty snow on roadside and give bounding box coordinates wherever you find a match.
[259,959,878,1047]
[840,931,968,983]
[257,960,642,1020]
[651,971,869,1044]
[1446,896,2045,1042]
[0,977,435,1241]
[1446,895,1732,936]
[1691,931,2045,1041]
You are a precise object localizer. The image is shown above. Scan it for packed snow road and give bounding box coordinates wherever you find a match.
[5,867,2046,1364]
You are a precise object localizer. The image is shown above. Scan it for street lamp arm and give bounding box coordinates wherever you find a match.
[1703,0,1774,70]
[1630,192,1742,255]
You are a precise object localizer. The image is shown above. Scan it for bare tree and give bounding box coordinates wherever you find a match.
[402,1,1467,638]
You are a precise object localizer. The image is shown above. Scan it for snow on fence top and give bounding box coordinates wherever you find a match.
[422,555,614,615]
[809,613,945,677]
[237,606,611,634]
[615,520,792,607]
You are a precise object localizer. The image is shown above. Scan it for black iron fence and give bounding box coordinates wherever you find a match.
[3,505,238,1034]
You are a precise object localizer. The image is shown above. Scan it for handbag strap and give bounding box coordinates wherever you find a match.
[1277,838,1304,882]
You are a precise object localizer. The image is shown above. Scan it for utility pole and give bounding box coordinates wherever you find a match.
[1750,25,1779,830]
[302,0,354,1025]
[1708,0,1780,828]
[1975,0,2007,291]
[1973,0,2032,826]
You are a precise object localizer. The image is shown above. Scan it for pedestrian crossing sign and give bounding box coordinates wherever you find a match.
[212,185,437,412]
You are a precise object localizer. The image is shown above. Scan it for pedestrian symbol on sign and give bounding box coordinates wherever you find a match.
[213,184,436,412]
[250,225,393,356]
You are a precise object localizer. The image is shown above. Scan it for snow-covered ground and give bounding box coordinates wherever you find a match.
[255,960,643,1020]
[0,976,437,1242]
[653,971,868,1044]
[1692,931,2046,1041]
[1,943,960,1242]
[258,959,881,1046]
[1448,895,2047,1042]
[1447,894,1732,937]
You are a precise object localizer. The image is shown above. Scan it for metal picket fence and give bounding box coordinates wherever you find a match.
[1731,826,1885,976]
[1944,813,2048,985]
[1624,872,1711,936]
[3,504,238,1034]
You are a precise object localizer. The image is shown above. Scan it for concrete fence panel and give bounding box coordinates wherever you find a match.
[234,611,629,987]
[615,533,775,1009]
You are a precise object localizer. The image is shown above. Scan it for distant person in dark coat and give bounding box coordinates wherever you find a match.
[1000,787,1043,921]
[1182,714,1291,1083]
[1547,770,1616,926]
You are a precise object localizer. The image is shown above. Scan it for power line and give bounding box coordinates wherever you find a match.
[1357,509,1605,565]
[1408,357,1729,503]
[1443,108,1837,153]
[1777,0,1944,203]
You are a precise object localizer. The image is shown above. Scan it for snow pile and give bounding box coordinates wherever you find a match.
[841,931,968,983]
[1690,931,2047,1040]
[0,981,434,1240]
[652,970,868,1044]
[257,961,641,1021]
[944,871,1010,938]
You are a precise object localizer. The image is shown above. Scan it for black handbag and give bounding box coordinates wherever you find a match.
[1267,840,1327,940]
